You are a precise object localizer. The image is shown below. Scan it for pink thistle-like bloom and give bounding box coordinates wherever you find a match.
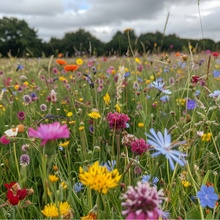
[121,181,166,220]
[28,122,70,145]
[0,135,11,145]
[131,138,150,156]
[106,112,130,131]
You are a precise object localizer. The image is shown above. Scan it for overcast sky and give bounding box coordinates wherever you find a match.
[0,0,220,43]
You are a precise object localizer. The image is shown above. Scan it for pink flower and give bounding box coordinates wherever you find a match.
[106,112,130,131]
[28,122,70,145]
[0,135,11,145]
[121,181,166,220]
[131,138,149,156]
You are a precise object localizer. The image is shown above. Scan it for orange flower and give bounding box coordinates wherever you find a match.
[64,65,79,72]
[58,53,63,58]
[56,59,67,65]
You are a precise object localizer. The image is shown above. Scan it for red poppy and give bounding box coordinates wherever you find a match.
[212,51,219,57]
[4,182,27,205]
[64,64,79,72]
[56,59,67,65]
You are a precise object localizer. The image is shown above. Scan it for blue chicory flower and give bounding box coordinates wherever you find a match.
[73,182,84,193]
[145,128,187,170]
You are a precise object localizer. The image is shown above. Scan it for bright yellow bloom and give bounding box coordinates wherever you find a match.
[79,98,83,102]
[201,132,212,142]
[176,98,186,106]
[14,85,19,90]
[41,202,71,218]
[49,174,59,182]
[60,181,68,189]
[79,161,121,194]
[150,75,155,80]
[41,203,59,218]
[115,103,121,113]
[69,120,76,124]
[23,81,29,86]
[135,57,140,63]
[181,180,191,187]
[145,79,151,84]
[103,93,111,105]
[59,141,70,148]
[79,126,85,131]
[88,110,101,119]
[67,112,73,117]
[138,122,144,128]
[76,58,83,65]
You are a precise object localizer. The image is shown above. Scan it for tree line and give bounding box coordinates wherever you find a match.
[0,17,219,57]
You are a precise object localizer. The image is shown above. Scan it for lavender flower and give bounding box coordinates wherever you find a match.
[145,128,187,170]
[121,181,166,220]
[197,185,218,208]
[73,182,84,193]
[20,154,30,167]
[186,99,197,110]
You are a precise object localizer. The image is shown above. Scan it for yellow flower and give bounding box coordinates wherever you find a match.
[60,181,68,189]
[49,174,59,182]
[201,132,212,142]
[23,81,29,86]
[115,103,121,113]
[76,58,83,65]
[103,93,111,106]
[145,79,151,84]
[69,120,76,124]
[79,161,121,194]
[79,98,83,102]
[41,203,59,218]
[135,57,140,63]
[181,180,191,187]
[138,122,144,128]
[150,75,155,80]
[67,112,73,117]
[59,141,70,148]
[41,202,71,218]
[14,85,19,90]
[88,109,101,119]
[79,126,85,131]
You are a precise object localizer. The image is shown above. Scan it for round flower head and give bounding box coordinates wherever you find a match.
[28,122,70,145]
[121,181,166,220]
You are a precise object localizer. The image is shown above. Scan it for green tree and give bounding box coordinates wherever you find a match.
[0,17,43,57]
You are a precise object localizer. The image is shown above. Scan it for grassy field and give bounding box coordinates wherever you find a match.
[0,50,219,219]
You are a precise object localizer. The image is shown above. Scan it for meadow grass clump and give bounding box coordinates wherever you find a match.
[0,51,219,219]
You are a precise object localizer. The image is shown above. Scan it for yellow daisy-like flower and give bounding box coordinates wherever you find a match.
[103,93,110,106]
[41,203,59,218]
[115,103,121,113]
[76,58,83,65]
[60,181,68,189]
[201,132,212,142]
[41,202,71,218]
[79,98,83,102]
[23,81,29,86]
[138,122,144,128]
[49,174,59,182]
[59,141,70,148]
[181,180,191,188]
[67,112,73,117]
[88,109,101,119]
[79,161,121,194]
[14,85,19,90]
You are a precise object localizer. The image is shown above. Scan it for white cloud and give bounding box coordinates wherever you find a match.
[0,0,219,43]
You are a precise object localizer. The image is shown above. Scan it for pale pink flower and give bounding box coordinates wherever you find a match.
[28,122,70,145]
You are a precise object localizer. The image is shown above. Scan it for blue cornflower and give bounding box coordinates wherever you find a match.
[142,174,159,186]
[73,182,84,193]
[16,64,24,71]
[151,81,172,94]
[209,90,220,98]
[145,128,187,170]
[186,99,197,110]
[194,90,200,97]
[213,70,220,78]
[160,95,169,103]
[197,185,218,208]
[103,160,116,171]
[124,72,130,77]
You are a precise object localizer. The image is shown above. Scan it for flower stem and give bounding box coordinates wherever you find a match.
[13,142,21,183]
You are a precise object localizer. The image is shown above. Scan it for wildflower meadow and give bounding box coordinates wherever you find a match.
[0,46,219,219]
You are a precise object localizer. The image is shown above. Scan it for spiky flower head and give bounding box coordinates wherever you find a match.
[121,181,166,220]
[79,161,121,194]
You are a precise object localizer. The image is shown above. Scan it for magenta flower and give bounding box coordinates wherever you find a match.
[106,112,130,131]
[121,181,166,220]
[28,122,70,145]
[17,111,25,120]
[131,138,150,156]
[0,135,11,145]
